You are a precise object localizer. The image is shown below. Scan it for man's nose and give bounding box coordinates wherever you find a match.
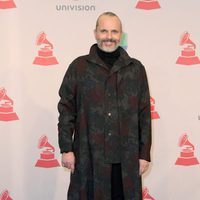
[106,32,112,39]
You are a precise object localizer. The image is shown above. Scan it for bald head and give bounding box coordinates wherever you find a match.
[95,12,123,32]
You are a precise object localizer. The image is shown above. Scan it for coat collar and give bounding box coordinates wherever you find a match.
[87,44,133,75]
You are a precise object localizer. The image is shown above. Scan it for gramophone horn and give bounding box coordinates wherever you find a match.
[35,32,53,49]
[0,87,6,100]
[142,187,155,200]
[179,133,194,150]
[0,189,12,200]
[38,135,55,152]
[179,32,196,49]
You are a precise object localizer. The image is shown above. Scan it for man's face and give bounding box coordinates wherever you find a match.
[94,15,122,52]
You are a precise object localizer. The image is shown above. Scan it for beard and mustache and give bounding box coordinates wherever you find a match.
[97,39,120,52]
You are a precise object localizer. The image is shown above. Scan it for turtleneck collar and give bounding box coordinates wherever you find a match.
[97,46,120,68]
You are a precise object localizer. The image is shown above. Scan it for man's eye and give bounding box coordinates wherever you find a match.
[112,30,119,33]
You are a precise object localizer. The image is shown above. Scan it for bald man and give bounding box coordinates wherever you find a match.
[58,11,151,200]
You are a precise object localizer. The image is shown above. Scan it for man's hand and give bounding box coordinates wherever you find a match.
[61,152,75,173]
[139,159,149,175]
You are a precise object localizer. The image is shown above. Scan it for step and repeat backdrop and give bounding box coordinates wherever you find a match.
[1,0,200,199]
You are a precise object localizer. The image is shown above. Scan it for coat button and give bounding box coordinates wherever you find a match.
[108,112,111,116]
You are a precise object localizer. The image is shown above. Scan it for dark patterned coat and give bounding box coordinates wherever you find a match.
[58,44,151,200]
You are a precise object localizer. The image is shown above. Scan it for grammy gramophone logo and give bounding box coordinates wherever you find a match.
[175,133,199,166]
[0,189,13,200]
[33,32,59,66]
[142,187,155,200]
[35,135,60,168]
[135,0,161,10]
[0,0,16,9]
[176,32,200,65]
[150,97,160,120]
[0,87,19,121]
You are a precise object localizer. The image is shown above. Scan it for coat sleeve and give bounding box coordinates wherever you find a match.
[138,63,152,162]
[57,63,77,153]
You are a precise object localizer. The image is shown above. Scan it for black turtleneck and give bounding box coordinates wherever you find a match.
[97,46,120,69]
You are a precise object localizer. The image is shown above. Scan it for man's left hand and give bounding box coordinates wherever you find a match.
[139,159,150,175]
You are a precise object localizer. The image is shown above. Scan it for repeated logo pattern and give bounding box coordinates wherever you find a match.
[175,133,199,166]
[0,0,16,9]
[150,97,160,120]
[176,32,200,65]
[0,87,18,121]
[135,0,161,10]
[0,189,13,200]
[142,187,155,200]
[35,135,60,168]
[33,32,59,66]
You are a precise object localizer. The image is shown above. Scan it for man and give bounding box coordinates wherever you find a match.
[58,12,151,200]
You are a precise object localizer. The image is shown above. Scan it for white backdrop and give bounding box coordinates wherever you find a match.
[1,0,200,199]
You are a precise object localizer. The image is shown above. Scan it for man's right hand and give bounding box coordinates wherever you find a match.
[61,152,75,173]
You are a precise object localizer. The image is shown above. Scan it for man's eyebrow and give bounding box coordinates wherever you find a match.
[99,29,107,32]
[112,29,119,32]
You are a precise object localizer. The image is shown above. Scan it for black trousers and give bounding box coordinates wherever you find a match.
[111,163,124,200]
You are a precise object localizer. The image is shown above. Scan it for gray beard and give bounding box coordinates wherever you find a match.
[97,42,120,53]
